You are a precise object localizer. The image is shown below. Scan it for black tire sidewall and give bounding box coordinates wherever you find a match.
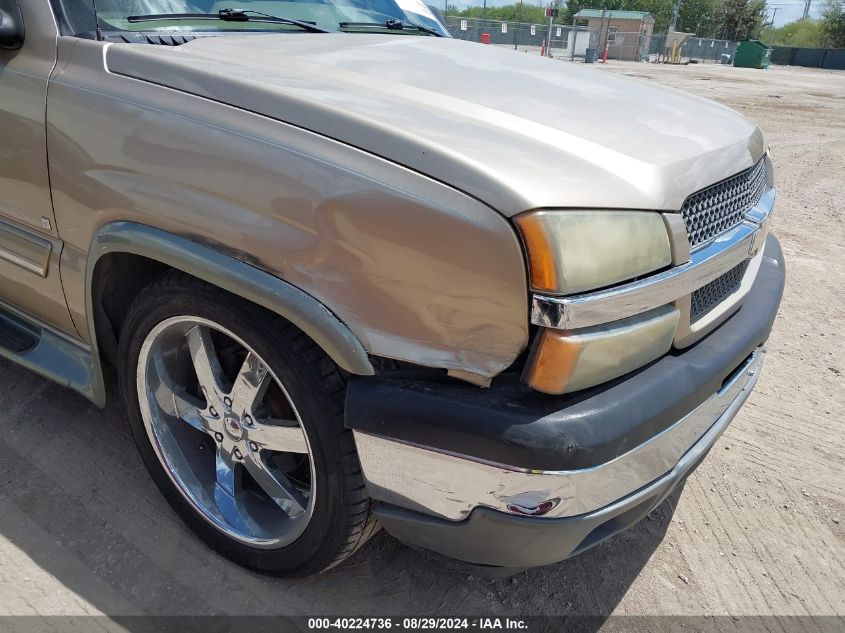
[118,280,352,575]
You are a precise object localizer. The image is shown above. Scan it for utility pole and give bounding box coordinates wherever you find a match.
[514,0,523,50]
[770,7,778,26]
[669,0,682,31]
[710,0,717,37]
[481,0,487,33]
[544,1,559,57]
[802,0,811,19]
[600,8,607,54]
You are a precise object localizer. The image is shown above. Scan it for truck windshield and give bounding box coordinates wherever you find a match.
[83,0,449,36]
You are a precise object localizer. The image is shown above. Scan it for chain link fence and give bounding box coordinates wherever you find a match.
[446,16,595,54]
[662,36,739,63]
[445,16,738,64]
[771,46,845,70]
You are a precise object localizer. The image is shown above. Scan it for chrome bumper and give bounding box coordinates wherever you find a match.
[354,346,765,521]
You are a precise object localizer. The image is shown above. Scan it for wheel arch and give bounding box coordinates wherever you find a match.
[85,222,375,407]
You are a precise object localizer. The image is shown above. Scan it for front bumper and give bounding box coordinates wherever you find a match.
[373,375,748,569]
[346,235,785,569]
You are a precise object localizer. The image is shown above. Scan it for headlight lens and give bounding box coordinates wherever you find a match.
[515,210,673,295]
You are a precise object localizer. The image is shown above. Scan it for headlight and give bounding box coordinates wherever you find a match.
[515,210,672,295]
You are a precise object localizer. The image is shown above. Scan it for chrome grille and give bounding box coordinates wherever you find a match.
[681,158,768,247]
[690,260,749,323]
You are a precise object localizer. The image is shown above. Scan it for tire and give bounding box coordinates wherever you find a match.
[117,270,379,576]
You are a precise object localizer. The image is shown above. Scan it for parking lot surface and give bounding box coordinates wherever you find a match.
[0,60,842,624]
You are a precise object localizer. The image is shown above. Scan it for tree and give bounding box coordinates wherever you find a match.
[722,0,767,39]
[760,18,826,47]
[562,0,651,26]
[560,0,709,34]
[447,0,781,40]
[449,2,567,24]
[639,0,677,32]
[678,0,727,37]
[561,0,594,25]
[822,0,845,46]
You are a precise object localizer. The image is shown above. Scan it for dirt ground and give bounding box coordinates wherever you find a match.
[0,61,842,627]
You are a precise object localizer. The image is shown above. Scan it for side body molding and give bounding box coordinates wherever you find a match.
[84,222,375,406]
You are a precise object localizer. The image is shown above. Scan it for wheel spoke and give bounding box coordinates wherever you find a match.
[216,448,239,497]
[186,326,227,403]
[170,390,209,432]
[248,419,308,454]
[230,351,271,417]
[214,447,253,530]
[149,349,213,433]
[243,451,307,517]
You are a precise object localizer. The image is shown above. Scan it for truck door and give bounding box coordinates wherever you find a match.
[0,0,77,334]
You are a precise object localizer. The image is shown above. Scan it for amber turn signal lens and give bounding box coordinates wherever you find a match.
[524,306,680,395]
[523,328,583,395]
[514,213,558,292]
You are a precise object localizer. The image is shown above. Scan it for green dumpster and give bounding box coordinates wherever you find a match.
[734,40,772,69]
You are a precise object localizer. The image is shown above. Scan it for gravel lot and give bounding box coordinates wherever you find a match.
[0,61,842,627]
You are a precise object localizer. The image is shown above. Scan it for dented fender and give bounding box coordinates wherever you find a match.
[49,38,530,386]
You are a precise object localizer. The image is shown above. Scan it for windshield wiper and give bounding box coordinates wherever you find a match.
[127,8,328,33]
[338,19,442,36]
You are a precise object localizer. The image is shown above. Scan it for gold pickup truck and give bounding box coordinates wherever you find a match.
[0,0,783,576]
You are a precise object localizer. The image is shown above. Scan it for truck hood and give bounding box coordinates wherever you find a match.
[106,34,765,216]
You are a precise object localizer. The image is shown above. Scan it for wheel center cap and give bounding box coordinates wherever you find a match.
[224,415,244,440]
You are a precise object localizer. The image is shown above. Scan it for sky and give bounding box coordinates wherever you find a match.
[765,1,825,25]
[445,0,826,27]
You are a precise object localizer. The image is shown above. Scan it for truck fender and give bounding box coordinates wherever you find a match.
[84,222,374,405]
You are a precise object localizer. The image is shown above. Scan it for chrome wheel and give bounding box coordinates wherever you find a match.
[137,316,316,548]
